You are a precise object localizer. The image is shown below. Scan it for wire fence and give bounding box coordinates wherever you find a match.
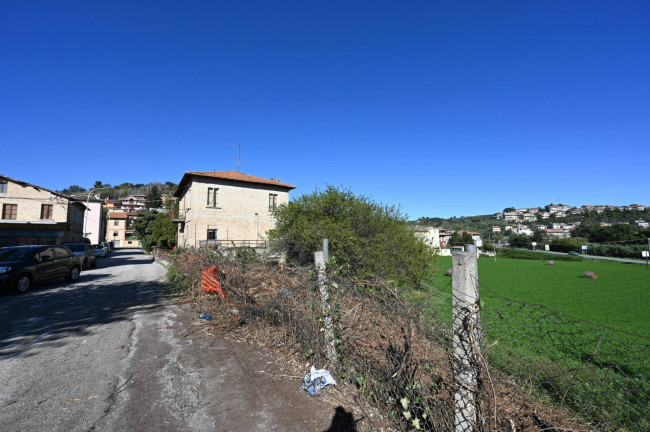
[163,247,650,431]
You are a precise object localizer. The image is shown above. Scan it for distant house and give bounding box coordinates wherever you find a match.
[173,171,296,248]
[106,211,141,248]
[547,228,568,238]
[120,195,146,212]
[0,174,87,246]
[491,225,501,233]
[413,226,441,250]
[633,220,649,228]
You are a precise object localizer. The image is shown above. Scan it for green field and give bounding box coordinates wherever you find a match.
[428,255,650,336]
[419,255,650,430]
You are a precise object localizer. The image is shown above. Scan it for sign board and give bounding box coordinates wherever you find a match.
[582,245,588,251]
[643,251,649,258]
[545,245,550,251]
[531,242,537,247]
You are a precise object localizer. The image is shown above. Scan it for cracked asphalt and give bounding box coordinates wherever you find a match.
[0,250,354,432]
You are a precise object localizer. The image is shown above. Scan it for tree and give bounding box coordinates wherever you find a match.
[268,186,436,287]
[449,231,474,246]
[146,185,162,209]
[131,210,176,251]
[503,207,515,212]
[60,185,87,194]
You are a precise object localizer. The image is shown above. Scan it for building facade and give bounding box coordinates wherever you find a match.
[173,171,295,248]
[0,174,86,246]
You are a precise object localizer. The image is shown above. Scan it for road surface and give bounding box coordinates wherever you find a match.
[0,250,358,432]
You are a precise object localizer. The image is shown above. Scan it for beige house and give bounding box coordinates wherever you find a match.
[413,226,441,250]
[173,171,296,248]
[106,211,141,248]
[0,174,86,246]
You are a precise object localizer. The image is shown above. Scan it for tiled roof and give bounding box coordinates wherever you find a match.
[108,212,128,219]
[174,171,296,197]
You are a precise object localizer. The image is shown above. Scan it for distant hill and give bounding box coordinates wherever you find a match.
[412,204,650,238]
[58,181,178,200]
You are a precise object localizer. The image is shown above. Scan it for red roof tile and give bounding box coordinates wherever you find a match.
[174,171,296,196]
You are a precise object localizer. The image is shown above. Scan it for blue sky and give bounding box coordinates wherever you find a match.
[1,1,648,219]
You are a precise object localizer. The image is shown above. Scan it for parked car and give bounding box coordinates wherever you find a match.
[568,251,579,256]
[60,243,97,269]
[102,241,111,252]
[0,245,82,294]
[93,244,108,258]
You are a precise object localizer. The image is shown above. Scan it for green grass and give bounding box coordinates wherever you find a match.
[429,255,650,335]
[418,255,650,430]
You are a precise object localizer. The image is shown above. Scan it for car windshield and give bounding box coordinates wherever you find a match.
[94,245,103,249]
[0,248,34,262]
[63,244,85,252]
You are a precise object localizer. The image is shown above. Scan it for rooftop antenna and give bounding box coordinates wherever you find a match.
[235,144,241,171]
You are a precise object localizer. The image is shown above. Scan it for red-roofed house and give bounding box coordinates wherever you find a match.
[172,171,296,248]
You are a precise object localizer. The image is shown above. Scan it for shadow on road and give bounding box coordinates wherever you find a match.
[0,250,166,360]
[322,406,358,432]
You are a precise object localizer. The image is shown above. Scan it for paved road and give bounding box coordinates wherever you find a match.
[0,250,353,432]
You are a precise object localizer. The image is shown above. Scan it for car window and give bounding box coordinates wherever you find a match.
[0,248,34,261]
[62,244,84,252]
[37,247,55,261]
[54,247,72,258]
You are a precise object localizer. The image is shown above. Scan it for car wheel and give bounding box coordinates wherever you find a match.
[15,274,32,294]
[65,265,81,282]
[82,258,88,270]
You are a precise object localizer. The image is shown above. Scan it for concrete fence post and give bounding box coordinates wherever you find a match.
[315,251,337,369]
[452,247,481,431]
[322,238,329,263]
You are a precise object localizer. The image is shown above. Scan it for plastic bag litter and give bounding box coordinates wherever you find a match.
[301,366,337,396]
[199,313,212,321]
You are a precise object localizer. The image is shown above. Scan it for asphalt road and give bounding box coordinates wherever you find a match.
[0,250,357,432]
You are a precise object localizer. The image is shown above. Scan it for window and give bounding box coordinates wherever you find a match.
[2,204,17,220]
[0,181,7,193]
[54,247,71,258]
[114,220,119,226]
[41,204,53,220]
[207,187,219,207]
[269,194,278,211]
[207,229,218,240]
[113,231,119,237]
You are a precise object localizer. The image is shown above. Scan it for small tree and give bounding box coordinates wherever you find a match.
[269,186,436,287]
[146,185,162,209]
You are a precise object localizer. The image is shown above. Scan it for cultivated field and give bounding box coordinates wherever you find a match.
[421,255,650,430]
[430,255,650,335]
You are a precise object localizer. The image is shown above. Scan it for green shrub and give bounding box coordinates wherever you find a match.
[268,186,437,287]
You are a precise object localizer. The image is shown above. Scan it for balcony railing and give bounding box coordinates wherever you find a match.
[171,211,185,222]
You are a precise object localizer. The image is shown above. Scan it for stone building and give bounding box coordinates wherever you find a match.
[172,171,296,248]
[0,174,86,246]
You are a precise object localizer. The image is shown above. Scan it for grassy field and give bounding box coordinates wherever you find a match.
[418,255,650,430]
[428,255,650,336]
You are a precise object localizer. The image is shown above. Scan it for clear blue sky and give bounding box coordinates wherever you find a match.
[1,1,648,219]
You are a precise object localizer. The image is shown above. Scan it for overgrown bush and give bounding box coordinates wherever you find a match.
[268,186,437,287]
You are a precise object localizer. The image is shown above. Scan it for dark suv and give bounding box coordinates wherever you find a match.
[0,245,82,294]
[60,243,97,270]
